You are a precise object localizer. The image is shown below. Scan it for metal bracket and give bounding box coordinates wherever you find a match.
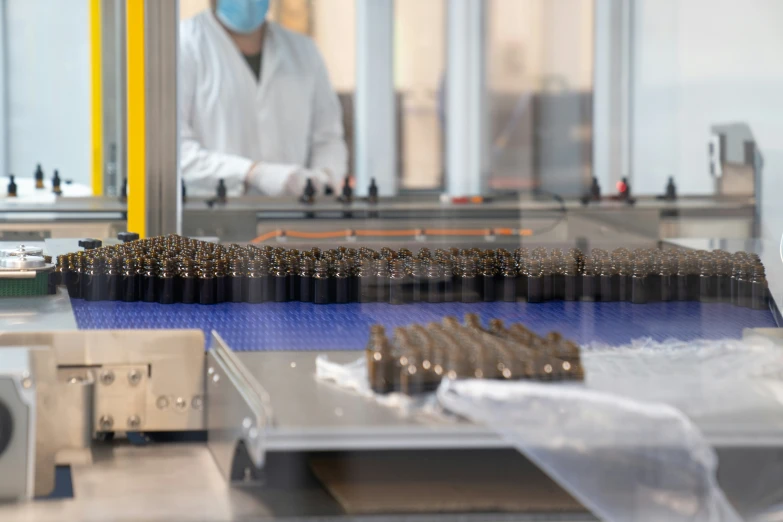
[206,331,273,483]
[94,364,148,432]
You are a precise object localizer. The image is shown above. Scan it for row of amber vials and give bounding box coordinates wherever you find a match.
[365,313,584,396]
[53,236,768,309]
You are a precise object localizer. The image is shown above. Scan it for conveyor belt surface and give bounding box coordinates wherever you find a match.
[70,300,777,351]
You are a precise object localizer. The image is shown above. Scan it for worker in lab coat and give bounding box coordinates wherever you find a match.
[179,0,348,197]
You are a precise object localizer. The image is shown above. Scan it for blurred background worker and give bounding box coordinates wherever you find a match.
[179,0,348,197]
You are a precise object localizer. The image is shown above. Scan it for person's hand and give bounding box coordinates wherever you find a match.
[246,163,332,197]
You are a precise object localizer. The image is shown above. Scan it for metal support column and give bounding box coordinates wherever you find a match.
[593,0,633,192]
[0,0,7,177]
[445,0,488,197]
[126,0,179,237]
[355,0,397,197]
[100,0,127,198]
[144,0,179,235]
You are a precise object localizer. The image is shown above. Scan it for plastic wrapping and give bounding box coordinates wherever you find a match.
[581,335,783,422]
[438,379,741,522]
[316,334,783,520]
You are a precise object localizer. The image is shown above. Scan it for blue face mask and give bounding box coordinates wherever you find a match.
[215,0,270,34]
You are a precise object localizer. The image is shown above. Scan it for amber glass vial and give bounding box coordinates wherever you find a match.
[141,257,158,303]
[389,259,407,305]
[313,259,331,305]
[299,256,314,303]
[243,258,264,304]
[375,258,391,303]
[122,257,141,302]
[84,255,106,302]
[334,259,350,304]
[105,256,122,301]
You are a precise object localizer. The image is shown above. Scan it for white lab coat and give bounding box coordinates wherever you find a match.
[179,11,348,197]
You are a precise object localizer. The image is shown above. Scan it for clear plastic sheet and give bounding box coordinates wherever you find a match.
[316,334,783,521]
[438,379,741,522]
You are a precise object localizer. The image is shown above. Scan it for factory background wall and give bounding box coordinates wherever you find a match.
[631,0,783,206]
[6,0,778,207]
[6,0,92,186]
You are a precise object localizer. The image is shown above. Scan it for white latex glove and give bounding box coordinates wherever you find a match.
[246,164,331,197]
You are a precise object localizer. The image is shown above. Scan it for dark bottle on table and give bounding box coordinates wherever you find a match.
[553,257,565,300]
[227,257,245,303]
[122,257,141,302]
[214,259,227,303]
[599,258,615,302]
[375,258,391,303]
[731,261,742,306]
[527,258,543,303]
[287,255,300,301]
[334,258,350,304]
[659,257,673,302]
[244,258,266,304]
[313,258,331,304]
[84,255,106,301]
[480,256,496,302]
[54,254,68,286]
[389,259,407,305]
[258,256,273,302]
[409,258,423,303]
[631,259,647,304]
[581,257,598,301]
[271,258,289,302]
[647,257,662,302]
[699,258,717,303]
[70,254,87,299]
[516,257,528,301]
[425,259,443,303]
[563,257,579,301]
[674,257,687,301]
[358,258,376,303]
[141,257,158,303]
[105,256,122,301]
[366,325,392,394]
[500,257,518,302]
[347,257,360,303]
[452,255,464,299]
[751,263,768,310]
[617,258,631,302]
[298,256,314,303]
[687,256,701,301]
[157,258,177,304]
[737,262,752,308]
[460,257,479,303]
[541,257,553,301]
[399,351,427,396]
[441,257,455,303]
[197,259,216,305]
[716,258,732,303]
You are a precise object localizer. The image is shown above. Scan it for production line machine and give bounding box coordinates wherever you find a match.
[1,229,782,520]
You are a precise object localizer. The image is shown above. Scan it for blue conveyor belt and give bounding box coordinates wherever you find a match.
[70,300,777,351]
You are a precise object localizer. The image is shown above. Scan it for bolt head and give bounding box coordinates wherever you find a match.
[127,369,142,386]
[175,397,187,411]
[191,396,203,411]
[99,370,115,386]
[99,415,114,431]
[127,415,141,429]
[21,376,33,389]
[156,396,170,410]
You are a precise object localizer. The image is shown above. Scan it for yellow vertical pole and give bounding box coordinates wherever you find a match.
[90,0,104,196]
[126,0,146,237]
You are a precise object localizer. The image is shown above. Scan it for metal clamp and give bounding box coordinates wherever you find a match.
[206,331,273,483]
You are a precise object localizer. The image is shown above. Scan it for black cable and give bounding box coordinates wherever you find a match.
[521,189,568,237]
